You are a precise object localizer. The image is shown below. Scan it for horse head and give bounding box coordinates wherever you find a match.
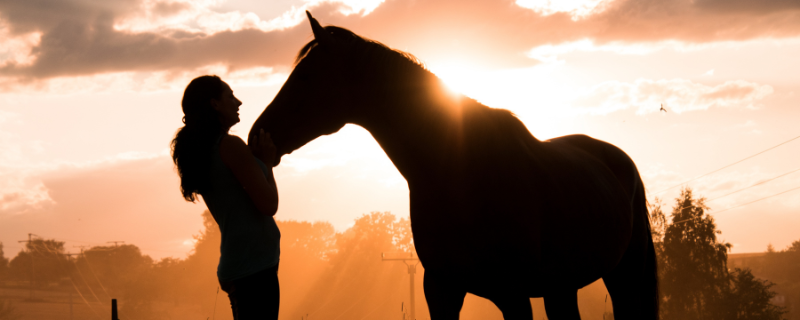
[250,12,365,166]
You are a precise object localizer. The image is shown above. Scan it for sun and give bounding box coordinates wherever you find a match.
[427,62,477,96]
[427,60,576,140]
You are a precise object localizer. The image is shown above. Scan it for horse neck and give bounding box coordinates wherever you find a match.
[354,67,477,187]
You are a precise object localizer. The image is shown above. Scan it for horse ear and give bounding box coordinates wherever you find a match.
[306,11,334,46]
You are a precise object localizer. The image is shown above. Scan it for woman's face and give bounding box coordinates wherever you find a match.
[212,81,242,130]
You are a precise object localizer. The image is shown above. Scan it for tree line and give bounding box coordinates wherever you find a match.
[0,211,415,320]
[652,187,793,320]
[0,187,797,319]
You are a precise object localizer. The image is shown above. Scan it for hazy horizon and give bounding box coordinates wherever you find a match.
[1,0,799,262]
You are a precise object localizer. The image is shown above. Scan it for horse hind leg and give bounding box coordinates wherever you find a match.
[424,270,467,320]
[543,291,581,320]
[602,239,658,320]
[487,295,533,320]
[602,183,659,320]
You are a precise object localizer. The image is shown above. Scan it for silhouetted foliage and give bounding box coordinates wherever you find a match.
[657,187,785,320]
[279,220,336,261]
[292,211,414,319]
[176,210,223,306]
[8,239,69,286]
[77,244,154,292]
[648,197,667,243]
[0,243,8,281]
[754,240,800,320]
[722,268,785,320]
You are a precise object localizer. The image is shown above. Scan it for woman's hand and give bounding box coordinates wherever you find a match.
[220,134,279,216]
[250,129,276,166]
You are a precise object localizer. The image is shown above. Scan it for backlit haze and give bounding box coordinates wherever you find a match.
[1,0,799,262]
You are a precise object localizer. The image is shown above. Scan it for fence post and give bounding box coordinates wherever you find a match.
[111,299,119,320]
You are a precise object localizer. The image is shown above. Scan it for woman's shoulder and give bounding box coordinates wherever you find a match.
[219,134,246,148]
[218,134,252,164]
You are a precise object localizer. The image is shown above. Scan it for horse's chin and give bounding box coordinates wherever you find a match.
[273,154,284,167]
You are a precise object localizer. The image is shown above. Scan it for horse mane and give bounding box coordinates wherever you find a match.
[295,26,540,145]
[295,26,423,67]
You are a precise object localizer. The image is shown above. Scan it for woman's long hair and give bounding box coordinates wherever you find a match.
[171,75,223,202]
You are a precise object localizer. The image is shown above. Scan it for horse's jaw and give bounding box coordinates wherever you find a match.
[272,147,293,167]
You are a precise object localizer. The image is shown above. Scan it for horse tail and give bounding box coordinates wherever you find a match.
[638,179,660,320]
[604,172,660,320]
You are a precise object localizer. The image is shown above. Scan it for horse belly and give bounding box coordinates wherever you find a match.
[531,157,633,289]
[408,148,633,293]
[538,201,631,289]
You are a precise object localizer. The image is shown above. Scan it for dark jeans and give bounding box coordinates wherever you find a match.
[220,263,280,320]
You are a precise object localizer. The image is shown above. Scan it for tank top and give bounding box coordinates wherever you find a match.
[201,135,281,282]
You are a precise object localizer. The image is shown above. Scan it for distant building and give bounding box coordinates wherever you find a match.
[727,252,766,269]
[728,252,795,319]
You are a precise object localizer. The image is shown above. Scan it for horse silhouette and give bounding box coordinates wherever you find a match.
[250,12,658,320]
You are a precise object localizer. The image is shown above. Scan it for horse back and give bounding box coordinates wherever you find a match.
[515,135,636,287]
[544,134,640,202]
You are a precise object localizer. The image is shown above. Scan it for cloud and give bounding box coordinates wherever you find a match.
[0,155,205,258]
[516,0,609,20]
[571,78,774,114]
[0,174,52,215]
[0,23,41,67]
[1,0,800,80]
[0,62,288,94]
[113,0,311,34]
[0,148,172,215]
[526,38,662,63]
[0,134,410,258]
[0,0,328,79]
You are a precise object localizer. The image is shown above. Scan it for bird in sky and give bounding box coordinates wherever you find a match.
[660,103,667,113]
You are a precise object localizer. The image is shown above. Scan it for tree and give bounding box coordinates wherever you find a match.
[278,220,336,261]
[73,244,159,318]
[758,240,800,320]
[291,212,415,320]
[722,268,785,320]
[8,239,70,286]
[648,197,667,243]
[658,187,786,320]
[76,244,154,293]
[660,187,731,320]
[0,243,8,280]
[176,210,224,306]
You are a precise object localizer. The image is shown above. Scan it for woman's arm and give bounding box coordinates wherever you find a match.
[219,133,279,216]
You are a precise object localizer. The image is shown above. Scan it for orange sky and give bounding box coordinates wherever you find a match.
[1,0,799,259]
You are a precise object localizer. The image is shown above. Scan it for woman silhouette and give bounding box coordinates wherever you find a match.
[171,75,281,319]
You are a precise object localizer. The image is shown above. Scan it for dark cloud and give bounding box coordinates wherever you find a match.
[695,0,800,14]
[152,1,190,16]
[3,18,309,78]
[583,0,800,42]
[1,0,800,79]
[0,0,140,35]
[0,0,317,78]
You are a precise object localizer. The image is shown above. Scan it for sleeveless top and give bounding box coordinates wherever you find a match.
[201,136,281,282]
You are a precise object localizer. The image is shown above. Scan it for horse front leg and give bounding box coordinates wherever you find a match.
[544,291,581,320]
[424,269,467,320]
